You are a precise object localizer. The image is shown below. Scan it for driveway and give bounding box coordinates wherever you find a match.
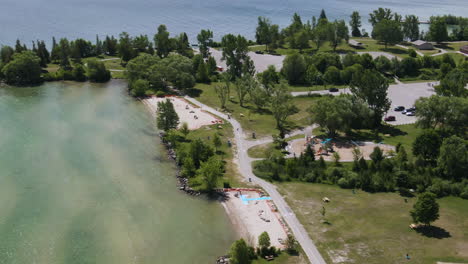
[210,48,285,73]
[292,81,437,125]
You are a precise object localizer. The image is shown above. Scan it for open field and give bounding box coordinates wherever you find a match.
[191,84,321,138]
[278,183,468,264]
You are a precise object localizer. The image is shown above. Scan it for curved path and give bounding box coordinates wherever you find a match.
[184,96,326,264]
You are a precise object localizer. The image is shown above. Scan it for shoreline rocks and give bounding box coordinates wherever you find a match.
[159,132,201,196]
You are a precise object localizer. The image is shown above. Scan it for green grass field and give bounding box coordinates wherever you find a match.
[191,83,321,138]
[278,182,468,264]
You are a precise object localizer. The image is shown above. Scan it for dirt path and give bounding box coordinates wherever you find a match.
[184,96,326,264]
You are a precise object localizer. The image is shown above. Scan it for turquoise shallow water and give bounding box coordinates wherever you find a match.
[1,0,467,46]
[0,80,236,264]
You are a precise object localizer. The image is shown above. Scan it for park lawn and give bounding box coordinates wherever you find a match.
[191,83,319,138]
[278,182,468,264]
[248,134,305,159]
[435,41,468,51]
[446,53,467,65]
[419,49,441,56]
[350,37,410,57]
[184,122,246,190]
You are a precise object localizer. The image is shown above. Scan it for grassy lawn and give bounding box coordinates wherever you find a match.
[248,134,305,159]
[278,182,468,264]
[252,251,307,264]
[419,49,441,56]
[349,38,410,58]
[435,41,468,51]
[190,83,320,138]
[182,122,246,190]
[446,53,468,65]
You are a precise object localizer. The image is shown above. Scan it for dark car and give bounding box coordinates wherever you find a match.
[329,87,339,92]
[255,50,264,54]
[384,116,396,121]
[407,107,416,112]
[394,106,405,111]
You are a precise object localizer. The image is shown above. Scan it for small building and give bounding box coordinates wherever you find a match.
[348,39,364,48]
[461,45,468,54]
[411,40,434,50]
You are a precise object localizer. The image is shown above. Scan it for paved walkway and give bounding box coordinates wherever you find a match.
[184,96,326,264]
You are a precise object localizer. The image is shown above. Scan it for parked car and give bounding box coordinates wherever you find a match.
[384,116,396,121]
[394,106,405,111]
[329,87,339,92]
[255,50,264,54]
[402,109,408,114]
[407,107,416,112]
[406,112,415,116]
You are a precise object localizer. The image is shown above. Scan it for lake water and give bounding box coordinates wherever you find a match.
[1,0,467,46]
[0,81,236,264]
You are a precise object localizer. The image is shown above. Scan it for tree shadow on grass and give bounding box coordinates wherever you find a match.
[380,47,408,55]
[185,87,203,97]
[434,43,454,50]
[415,225,451,239]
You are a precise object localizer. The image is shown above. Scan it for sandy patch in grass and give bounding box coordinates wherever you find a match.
[287,138,395,162]
[222,190,288,248]
[142,96,222,130]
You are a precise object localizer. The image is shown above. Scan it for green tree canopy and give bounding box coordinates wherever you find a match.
[86,59,111,82]
[350,11,362,37]
[437,136,468,181]
[198,157,223,192]
[154,25,172,58]
[282,53,306,85]
[372,19,403,48]
[221,34,250,78]
[350,69,390,126]
[411,192,440,225]
[429,17,448,43]
[156,99,180,131]
[229,239,251,264]
[412,130,442,162]
[258,232,271,248]
[2,51,42,85]
[402,15,420,41]
[197,29,213,58]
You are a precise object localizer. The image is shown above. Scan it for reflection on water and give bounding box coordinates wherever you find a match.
[0,80,236,264]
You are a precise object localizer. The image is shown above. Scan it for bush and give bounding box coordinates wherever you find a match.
[156,91,165,97]
[86,59,111,82]
[408,49,417,57]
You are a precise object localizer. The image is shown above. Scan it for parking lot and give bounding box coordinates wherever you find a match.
[292,81,438,125]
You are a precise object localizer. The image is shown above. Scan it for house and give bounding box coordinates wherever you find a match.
[411,40,434,50]
[461,45,468,54]
[348,39,364,48]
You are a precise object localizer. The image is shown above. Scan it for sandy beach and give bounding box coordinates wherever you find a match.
[142,96,222,130]
[222,190,288,248]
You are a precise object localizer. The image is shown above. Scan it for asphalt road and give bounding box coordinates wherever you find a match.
[184,97,326,264]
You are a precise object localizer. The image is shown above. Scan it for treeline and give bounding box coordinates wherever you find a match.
[429,15,468,41]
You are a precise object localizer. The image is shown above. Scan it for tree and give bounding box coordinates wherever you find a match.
[235,74,256,107]
[372,19,403,48]
[369,8,394,26]
[72,63,87,82]
[429,17,448,43]
[213,133,222,152]
[323,66,341,85]
[415,96,468,134]
[197,29,213,58]
[156,99,180,131]
[319,9,327,20]
[180,122,190,137]
[258,231,271,248]
[292,30,310,51]
[437,136,468,181]
[2,51,42,85]
[312,21,329,50]
[249,83,269,110]
[214,82,230,109]
[350,11,362,37]
[198,157,223,192]
[282,53,306,84]
[130,79,150,97]
[329,20,349,52]
[436,69,468,97]
[258,65,280,90]
[0,45,15,64]
[154,25,172,58]
[189,138,214,168]
[126,53,160,84]
[285,234,297,253]
[229,239,251,264]
[411,192,439,225]
[195,61,210,83]
[118,32,136,63]
[369,147,384,164]
[58,38,72,70]
[412,130,442,162]
[256,17,274,51]
[221,34,250,78]
[350,69,390,126]
[270,82,299,133]
[176,32,192,57]
[403,15,420,41]
[86,59,111,82]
